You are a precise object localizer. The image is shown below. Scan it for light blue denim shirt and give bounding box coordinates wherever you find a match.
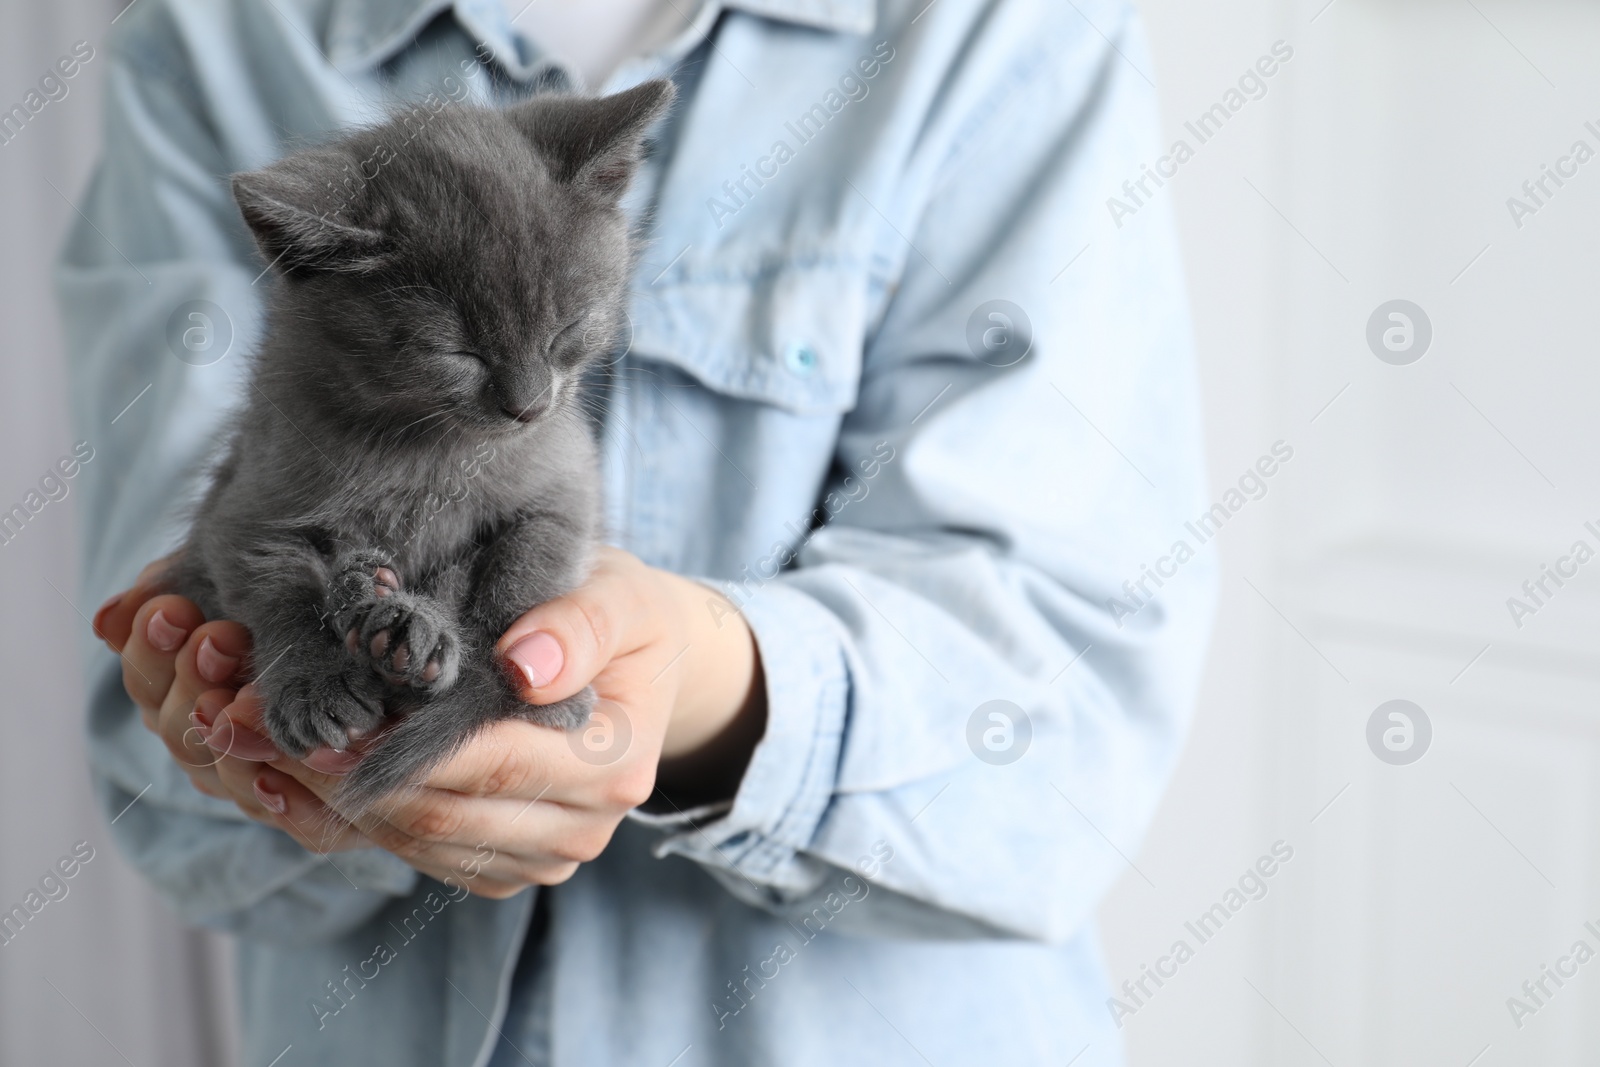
[57,0,1216,1064]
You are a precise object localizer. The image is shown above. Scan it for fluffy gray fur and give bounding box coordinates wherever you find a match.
[166,80,675,808]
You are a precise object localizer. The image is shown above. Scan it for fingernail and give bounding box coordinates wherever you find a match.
[190,690,231,740]
[203,715,234,755]
[93,592,124,636]
[205,714,281,761]
[253,775,288,814]
[505,632,563,689]
[195,636,239,684]
[305,748,363,775]
[147,610,188,653]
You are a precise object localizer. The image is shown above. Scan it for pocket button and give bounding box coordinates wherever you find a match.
[783,340,818,377]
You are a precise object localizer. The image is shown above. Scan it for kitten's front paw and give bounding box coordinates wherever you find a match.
[264,667,385,756]
[344,590,462,692]
[329,553,462,692]
[329,550,401,619]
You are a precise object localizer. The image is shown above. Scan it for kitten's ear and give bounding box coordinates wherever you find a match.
[508,79,676,200]
[232,155,386,276]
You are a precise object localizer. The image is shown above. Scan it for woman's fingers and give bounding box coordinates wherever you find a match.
[97,556,374,857]
[168,689,233,797]
[92,591,133,650]
[209,689,368,851]
[269,752,586,887]
[267,758,475,865]
[94,555,177,652]
[223,761,371,853]
[203,684,282,763]
[218,683,274,737]
[201,688,369,851]
[421,719,563,797]
[147,621,255,802]
[122,595,206,715]
[181,620,251,691]
[494,547,657,706]
[158,619,250,750]
[265,772,373,853]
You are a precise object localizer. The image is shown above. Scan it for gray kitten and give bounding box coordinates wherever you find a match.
[166,80,675,808]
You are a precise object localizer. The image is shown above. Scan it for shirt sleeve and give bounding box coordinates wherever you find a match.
[632,3,1218,944]
[58,17,417,943]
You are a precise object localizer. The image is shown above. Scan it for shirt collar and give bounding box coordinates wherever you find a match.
[720,0,875,34]
[324,0,875,74]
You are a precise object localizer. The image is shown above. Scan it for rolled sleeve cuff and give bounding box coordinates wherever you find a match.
[628,581,850,901]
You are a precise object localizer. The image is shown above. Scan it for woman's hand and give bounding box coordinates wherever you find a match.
[95,547,768,894]
[93,558,376,846]
[255,546,768,896]
[94,560,256,800]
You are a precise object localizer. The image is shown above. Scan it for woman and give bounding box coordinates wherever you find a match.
[62,0,1214,1063]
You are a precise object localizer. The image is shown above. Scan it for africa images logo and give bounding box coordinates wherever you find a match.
[1366,700,1431,766]
[966,700,1031,765]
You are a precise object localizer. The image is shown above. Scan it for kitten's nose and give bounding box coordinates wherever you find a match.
[502,397,547,423]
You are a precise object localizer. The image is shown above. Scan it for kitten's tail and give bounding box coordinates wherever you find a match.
[334,670,502,815]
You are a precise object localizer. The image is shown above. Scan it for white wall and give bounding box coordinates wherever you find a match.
[0,2,234,1065]
[1102,1,1600,1064]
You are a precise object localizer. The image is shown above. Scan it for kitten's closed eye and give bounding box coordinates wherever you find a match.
[550,317,591,362]
[450,350,488,366]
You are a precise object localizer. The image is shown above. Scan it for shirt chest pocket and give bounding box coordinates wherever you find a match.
[624,261,870,416]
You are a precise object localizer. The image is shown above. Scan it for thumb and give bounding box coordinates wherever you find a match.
[494,551,651,705]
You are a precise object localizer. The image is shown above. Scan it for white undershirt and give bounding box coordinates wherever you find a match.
[504,0,688,88]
